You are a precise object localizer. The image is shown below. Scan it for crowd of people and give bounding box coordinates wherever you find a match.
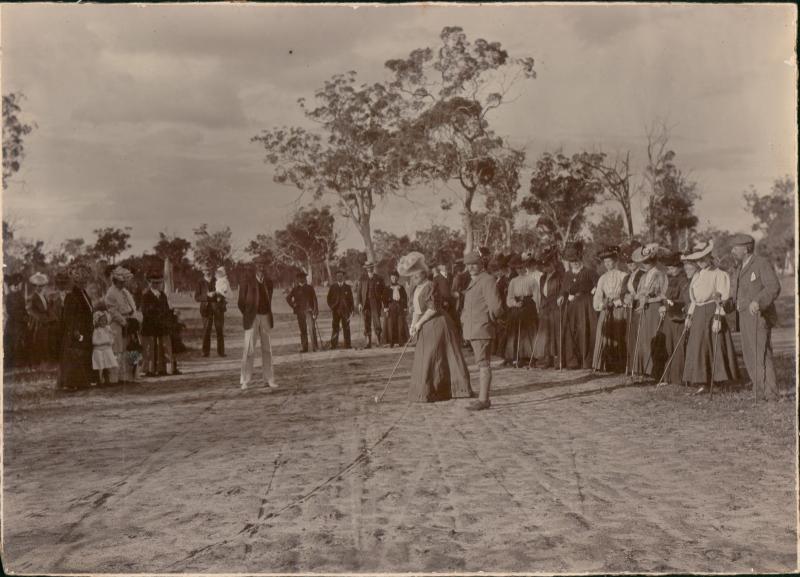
[3,233,786,408]
[3,262,184,390]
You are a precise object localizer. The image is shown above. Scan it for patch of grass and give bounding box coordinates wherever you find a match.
[774,354,796,393]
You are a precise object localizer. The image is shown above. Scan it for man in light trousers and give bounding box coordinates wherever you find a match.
[238,255,278,390]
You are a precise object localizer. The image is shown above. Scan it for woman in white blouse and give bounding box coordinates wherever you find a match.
[630,243,669,379]
[591,246,627,372]
[681,241,740,392]
[399,252,472,402]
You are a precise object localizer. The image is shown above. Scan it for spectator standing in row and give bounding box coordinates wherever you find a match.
[105,266,140,383]
[238,255,277,390]
[327,269,354,349]
[287,272,319,353]
[195,268,226,358]
[358,261,385,348]
[3,273,28,371]
[383,270,408,347]
[47,272,70,365]
[28,272,51,369]
[60,263,94,390]
[141,271,172,377]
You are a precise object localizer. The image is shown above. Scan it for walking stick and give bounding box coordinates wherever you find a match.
[625,304,633,376]
[513,315,521,368]
[373,336,414,404]
[593,307,609,373]
[709,328,720,400]
[312,314,326,351]
[528,318,541,370]
[753,312,758,403]
[656,323,688,387]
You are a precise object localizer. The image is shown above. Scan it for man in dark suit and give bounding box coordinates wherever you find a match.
[194,268,225,357]
[432,263,454,319]
[383,270,408,347]
[357,261,385,348]
[287,272,319,352]
[141,271,173,377]
[47,272,70,364]
[238,255,277,390]
[327,269,354,349]
[729,233,782,401]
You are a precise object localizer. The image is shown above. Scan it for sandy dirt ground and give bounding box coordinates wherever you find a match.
[2,292,797,574]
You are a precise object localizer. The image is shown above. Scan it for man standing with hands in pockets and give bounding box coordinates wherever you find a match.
[729,233,782,401]
[461,252,504,411]
[327,269,354,349]
[238,255,277,390]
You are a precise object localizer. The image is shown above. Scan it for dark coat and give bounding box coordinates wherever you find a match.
[287,284,318,315]
[730,254,781,328]
[461,271,504,340]
[237,274,274,330]
[194,277,220,318]
[664,273,690,322]
[358,274,386,310]
[327,282,355,316]
[383,283,408,311]
[62,287,94,351]
[141,290,172,337]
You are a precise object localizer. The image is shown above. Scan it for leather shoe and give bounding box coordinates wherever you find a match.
[466,400,491,411]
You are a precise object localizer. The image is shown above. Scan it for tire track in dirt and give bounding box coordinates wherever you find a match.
[51,379,298,569]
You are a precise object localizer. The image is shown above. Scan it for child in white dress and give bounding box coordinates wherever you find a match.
[92,311,119,385]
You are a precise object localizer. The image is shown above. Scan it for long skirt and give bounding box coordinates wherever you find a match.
[563,295,597,370]
[503,303,538,366]
[683,302,739,385]
[625,306,638,374]
[592,306,627,372]
[632,304,664,377]
[660,319,687,385]
[409,313,472,402]
[533,305,561,367]
[382,303,409,346]
[493,314,509,357]
[60,344,92,389]
[110,323,136,382]
[28,320,50,368]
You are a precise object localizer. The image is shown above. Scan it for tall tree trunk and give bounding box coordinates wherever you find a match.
[324,257,333,285]
[503,218,513,252]
[359,221,376,262]
[624,205,634,239]
[462,208,474,255]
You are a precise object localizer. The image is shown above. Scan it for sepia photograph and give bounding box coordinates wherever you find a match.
[1,2,797,574]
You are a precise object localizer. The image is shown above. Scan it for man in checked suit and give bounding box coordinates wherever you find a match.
[729,233,782,401]
[327,269,354,349]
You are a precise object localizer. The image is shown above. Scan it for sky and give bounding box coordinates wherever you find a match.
[1,3,796,259]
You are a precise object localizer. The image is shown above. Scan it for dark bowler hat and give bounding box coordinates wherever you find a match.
[295,271,306,279]
[507,253,524,269]
[146,270,164,281]
[5,272,23,285]
[335,269,346,276]
[730,233,756,247]
[488,254,507,272]
[562,241,584,262]
[54,271,70,288]
[389,270,400,278]
[597,245,620,260]
[661,251,682,267]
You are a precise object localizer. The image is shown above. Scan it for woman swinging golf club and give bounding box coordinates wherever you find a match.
[398,252,474,403]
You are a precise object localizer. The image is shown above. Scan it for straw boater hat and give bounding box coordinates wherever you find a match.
[596,245,620,261]
[93,310,108,326]
[632,243,661,264]
[29,272,48,287]
[363,260,376,270]
[681,240,714,261]
[397,252,427,277]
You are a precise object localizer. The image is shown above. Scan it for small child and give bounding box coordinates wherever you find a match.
[215,266,231,301]
[92,311,119,385]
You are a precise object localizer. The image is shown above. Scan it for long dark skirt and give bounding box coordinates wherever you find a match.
[409,313,472,402]
[631,304,664,377]
[683,302,739,385]
[625,306,638,374]
[60,344,92,389]
[592,306,627,372]
[493,316,509,357]
[533,305,561,367]
[383,303,409,346]
[503,303,538,366]
[660,319,688,385]
[563,295,596,370]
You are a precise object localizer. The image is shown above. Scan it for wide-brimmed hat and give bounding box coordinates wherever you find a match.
[463,252,482,266]
[93,310,108,326]
[661,251,682,267]
[730,233,755,247]
[29,272,49,286]
[597,245,620,261]
[681,240,714,261]
[111,266,133,281]
[562,241,584,262]
[397,252,427,277]
[632,243,661,263]
[507,253,524,269]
